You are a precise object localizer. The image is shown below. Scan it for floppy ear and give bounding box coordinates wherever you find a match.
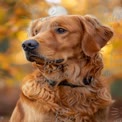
[79,15,113,57]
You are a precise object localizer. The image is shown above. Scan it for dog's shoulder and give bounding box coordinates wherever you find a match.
[21,69,44,100]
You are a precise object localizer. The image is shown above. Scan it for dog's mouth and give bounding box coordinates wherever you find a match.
[25,51,64,65]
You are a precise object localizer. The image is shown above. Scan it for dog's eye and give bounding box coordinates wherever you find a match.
[55,28,67,34]
[35,30,39,35]
[33,30,38,36]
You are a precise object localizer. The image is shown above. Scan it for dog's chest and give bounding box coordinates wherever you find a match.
[23,102,76,122]
[23,102,55,122]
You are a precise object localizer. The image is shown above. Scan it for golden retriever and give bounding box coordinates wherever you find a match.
[10,15,113,122]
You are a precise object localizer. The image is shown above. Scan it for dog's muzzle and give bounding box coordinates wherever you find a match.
[22,39,64,64]
[22,39,39,62]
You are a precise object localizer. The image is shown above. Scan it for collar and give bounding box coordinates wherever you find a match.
[45,76,93,88]
[58,80,85,88]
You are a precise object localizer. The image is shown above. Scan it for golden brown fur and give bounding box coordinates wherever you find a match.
[10,15,113,122]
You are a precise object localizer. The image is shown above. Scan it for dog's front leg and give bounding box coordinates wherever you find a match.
[10,100,24,122]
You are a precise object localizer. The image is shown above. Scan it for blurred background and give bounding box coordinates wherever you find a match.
[0,0,122,121]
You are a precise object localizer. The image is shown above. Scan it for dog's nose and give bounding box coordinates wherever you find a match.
[22,40,39,51]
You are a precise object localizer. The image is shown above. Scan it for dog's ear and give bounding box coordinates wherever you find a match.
[79,15,113,57]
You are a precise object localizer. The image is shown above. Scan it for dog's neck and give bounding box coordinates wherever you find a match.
[33,53,103,87]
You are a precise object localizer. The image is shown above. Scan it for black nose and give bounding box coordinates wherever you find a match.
[22,40,39,51]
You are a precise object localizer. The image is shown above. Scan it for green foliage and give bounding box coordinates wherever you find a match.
[0,38,9,52]
[111,79,122,98]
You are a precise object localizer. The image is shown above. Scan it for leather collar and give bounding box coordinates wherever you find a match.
[58,80,85,88]
[45,76,93,88]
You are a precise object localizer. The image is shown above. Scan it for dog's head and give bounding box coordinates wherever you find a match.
[22,15,113,64]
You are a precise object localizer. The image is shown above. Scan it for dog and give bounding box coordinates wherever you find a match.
[10,15,113,122]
